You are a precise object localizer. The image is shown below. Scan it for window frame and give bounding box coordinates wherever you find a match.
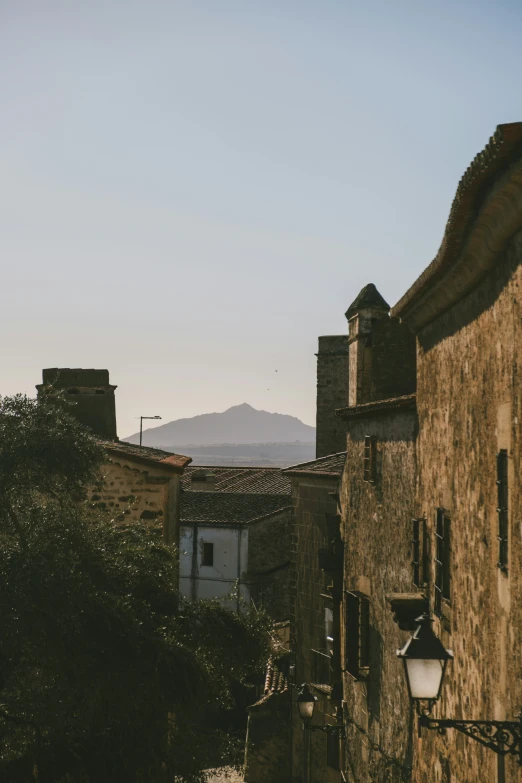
[202,541,214,567]
[497,449,508,573]
[344,590,370,679]
[363,435,377,483]
[412,517,428,587]
[434,508,450,616]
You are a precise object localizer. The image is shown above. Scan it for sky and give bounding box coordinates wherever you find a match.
[2,0,522,438]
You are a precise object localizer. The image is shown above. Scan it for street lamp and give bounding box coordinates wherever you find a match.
[139,415,161,447]
[397,614,453,704]
[296,683,345,783]
[397,615,522,762]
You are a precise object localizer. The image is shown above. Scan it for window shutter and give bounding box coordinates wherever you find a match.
[345,591,360,677]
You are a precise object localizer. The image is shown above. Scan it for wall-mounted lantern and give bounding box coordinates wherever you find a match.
[397,615,522,763]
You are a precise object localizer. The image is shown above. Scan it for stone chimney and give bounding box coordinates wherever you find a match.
[345,284,390,407]
[36,368,118,441]
[315,335,349,458]
[190,470,216,492]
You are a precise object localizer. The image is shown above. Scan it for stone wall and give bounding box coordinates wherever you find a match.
[244,691,291,783]
[410,227,522,783]
[340,409,417,783]
[290,475,342,783]
[316,336,349,458]
[372,317,416,402]
[88,455,181,549]
[247,509,292,621]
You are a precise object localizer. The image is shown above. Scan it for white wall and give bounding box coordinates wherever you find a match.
[179,524,249,609]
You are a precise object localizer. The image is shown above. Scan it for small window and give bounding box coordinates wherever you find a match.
[434,509,450,616]
[363,436,377,482]
[497,450,508,572]
[202,542,214,567]
[344,591,370,679]
[412,517,428,587]
[325,606,334,657]
[95,389,105,395]
[326,732,340,769]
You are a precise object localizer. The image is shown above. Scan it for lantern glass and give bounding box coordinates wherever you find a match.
[404,657,446,701]
[296,683,317,720]
[297,698,315,720]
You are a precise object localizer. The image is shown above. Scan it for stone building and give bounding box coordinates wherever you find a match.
[289,122,522,783]
[316,336,349,458]
[36,368,191,547]
[179,466,292,619]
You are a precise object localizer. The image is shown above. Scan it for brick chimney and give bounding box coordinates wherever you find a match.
[36,368,118,440]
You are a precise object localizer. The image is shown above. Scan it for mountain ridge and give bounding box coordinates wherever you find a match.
[123,403,316,448]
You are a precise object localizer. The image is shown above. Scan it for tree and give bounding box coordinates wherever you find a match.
[0,395,271,782]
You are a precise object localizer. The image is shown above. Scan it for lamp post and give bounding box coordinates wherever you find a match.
[139,415,161,447]
[296,683,346,783]
[397,614,522,762]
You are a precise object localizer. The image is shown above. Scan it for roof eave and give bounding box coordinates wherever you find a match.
[391,123,522,331]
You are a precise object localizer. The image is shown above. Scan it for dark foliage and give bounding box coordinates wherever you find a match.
[0,395,271,782]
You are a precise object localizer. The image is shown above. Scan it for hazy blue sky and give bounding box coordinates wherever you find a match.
[2,0,521,438]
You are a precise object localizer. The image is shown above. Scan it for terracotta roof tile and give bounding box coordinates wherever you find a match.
[101,440,191,471]
[180,492,291,525]
[284,452,346,478]
[181,466,291,495]
[336,394,416,419]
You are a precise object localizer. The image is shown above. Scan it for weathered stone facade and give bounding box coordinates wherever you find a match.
[338,402,418,783]
[89,446,185,546]
[37,369,190,549]
[316,336,349,458]
[291,123,522,783]
[285,454,346,783]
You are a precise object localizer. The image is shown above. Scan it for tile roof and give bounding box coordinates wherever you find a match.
[263,659,289,697]
[392,123,522,327]
[284,452,346,478]
[180,492,291,525]
[336,394,416,419]
[102,440,192,472]
[181,466,291,495]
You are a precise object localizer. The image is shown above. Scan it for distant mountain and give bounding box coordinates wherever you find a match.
[123,403,316,448]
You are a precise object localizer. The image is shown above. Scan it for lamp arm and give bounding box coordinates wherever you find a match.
[418,713,522,763]
[307,724,346,739]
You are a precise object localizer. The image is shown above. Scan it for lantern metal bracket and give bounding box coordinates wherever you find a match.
[306,722,346,739]
[418,712,522,764]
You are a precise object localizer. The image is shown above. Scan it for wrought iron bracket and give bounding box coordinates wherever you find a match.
[307,723,346,739]
[418,713,522,763]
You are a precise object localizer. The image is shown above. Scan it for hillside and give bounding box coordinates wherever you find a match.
[123,403,316,448]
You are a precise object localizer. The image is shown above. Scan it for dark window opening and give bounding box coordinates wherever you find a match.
[95,389,105,395]
[326,732,340,769]
[363,436,377,483]
[68,388,79,394]
[497,449,508,572]
[202,542,214,567]
[412,517,428,587]
[311,649,331,686]
[434,509,450,616]
[344,591,370,678]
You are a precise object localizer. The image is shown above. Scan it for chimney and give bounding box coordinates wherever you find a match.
[345,284,390,407]
[36,368,118,441]
[315,335,349,458]
[190,470,217,492]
